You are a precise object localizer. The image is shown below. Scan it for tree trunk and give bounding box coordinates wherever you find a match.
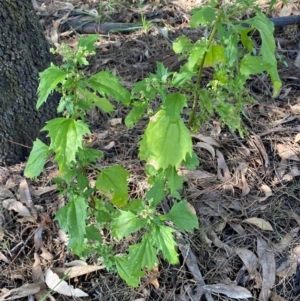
[0,0,58,165]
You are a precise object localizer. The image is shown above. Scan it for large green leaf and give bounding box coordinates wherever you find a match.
[95,165,129,207]
[42,118,90,171]
[246,12,282,96]
[190,7,216,28]
[127,233,158,276]
[55,195,88,245]
[37,63,68,109]
[151,225,179,264]
[111,210,147,239]
[166,201,199,231]
[240,54,272,77]
[78,34,99,52]
[115,256,144,287]
[24,139,51,178]
[87,71,130,105]
[173,36,193,54]
[77,86,114,113]
[139,93,192,170]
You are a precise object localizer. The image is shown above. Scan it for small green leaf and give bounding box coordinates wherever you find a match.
[165,167,184,199]
[146,173,166,206]
[77,173,89,191]
[111,210,147,239]
[88,71,130,105]
[199,89,213,114]
[190,7,216,28]
[78,34,99,52]
[151,225,179,264]
[125,101,147,128]
[128,233,158,276]
[182,152,199,170]
[37,63,68,109]
[122,199,145,214]
[115,256,144,287]
[55,195,88,245]
[166,201,199,231]
[156,62,170,81]
[24,139,51,179]
[43,118,90,171]
[86,225,102,242]
[95,165,129,207]
[77,147,103,165]
[173,36,193,54]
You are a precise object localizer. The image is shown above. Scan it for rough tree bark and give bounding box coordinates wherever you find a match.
[0,0,58,165]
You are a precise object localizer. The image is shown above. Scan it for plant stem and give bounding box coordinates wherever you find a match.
[187,19,218,128]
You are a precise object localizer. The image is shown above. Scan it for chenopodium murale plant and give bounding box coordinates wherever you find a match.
[24,34,199,287]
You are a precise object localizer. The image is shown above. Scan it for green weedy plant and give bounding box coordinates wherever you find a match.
[24,35,198,287]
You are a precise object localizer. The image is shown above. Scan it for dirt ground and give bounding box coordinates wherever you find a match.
[2,0,300,300]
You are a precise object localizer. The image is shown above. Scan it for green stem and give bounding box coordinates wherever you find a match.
[187,19,219,128]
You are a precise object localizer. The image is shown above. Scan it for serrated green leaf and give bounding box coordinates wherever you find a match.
[146,173,166,206]
[199,89,213,114]
[190,7,216,28]
[115,256,144,287]
[125,101,147,128]
[155,61,170,81]
[172,71,195,87]
[122,199,145,214]
[186,46,207,70]
[204,45,225,67]
[78,34,99,52]
[77,173,89,190]
[77,147,103,165]
[182,152,199,170]
[37,63,68,109]
[128,233,158,276]
[85,225,102,242]
[55,195,88,245]
[240,54,272,76]
[166,201,199,231]
[24,139,51,179]
[246,12,281,96]
[173,36,193,54]
[151,225,179,264]
[139,93,192,170]
[165,167,184,199]
[95,165,129,207]
[87,71,130,105]
[132,80,157,100]
[77,86,114,113]
[111,210,147,239]
[42,118,90,171]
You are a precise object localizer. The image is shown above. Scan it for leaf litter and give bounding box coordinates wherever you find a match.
[2,0,300,300]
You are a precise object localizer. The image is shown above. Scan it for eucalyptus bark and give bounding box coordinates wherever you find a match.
[0,0,58,165]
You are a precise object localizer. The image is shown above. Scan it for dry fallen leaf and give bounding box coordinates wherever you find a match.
[45,269,88,297]
[2,198,33,220]
[52,265,105,279]
[257,237,275,301]
[179,169,216,181]
[242,217,274,231]
[216,150,231,182]
[295,133,300,143]
[235,248,259,279]
[203,284,252,299]
[191,134,221,147]
[276,144,300,161]
[0,251,9,264]
[0,283,41,301]
[194,142,215,158]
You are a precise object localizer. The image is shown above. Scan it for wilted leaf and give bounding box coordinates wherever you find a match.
[45,269,88,297]
[0,252,9,264]
[203,284,252,299]
[235,248,259,278]
[32,253,44,283]
[243,217,274,231]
